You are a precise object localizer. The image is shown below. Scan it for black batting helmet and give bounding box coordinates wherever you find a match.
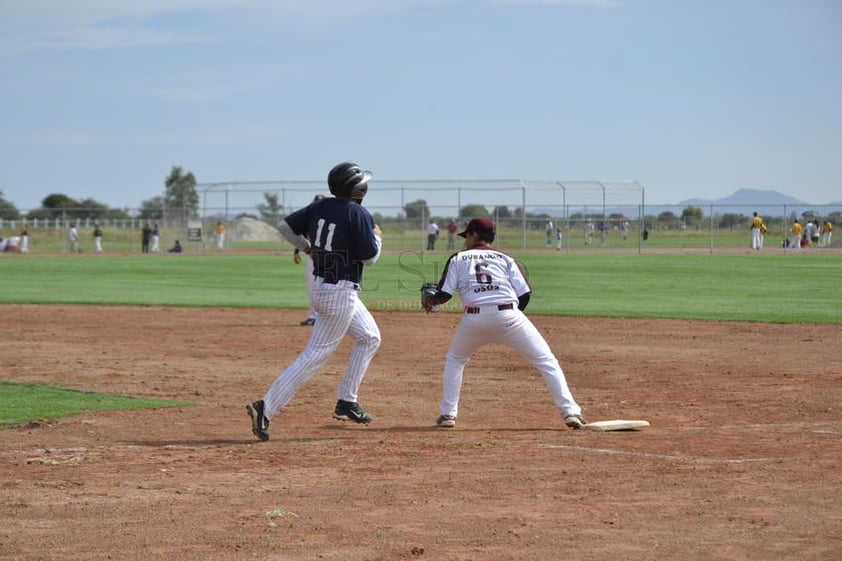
[327,162,372,201]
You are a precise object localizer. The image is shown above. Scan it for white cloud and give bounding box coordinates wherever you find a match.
[0,0,616,54]
[0,0,237,27]
[17,26,201,54]
[0,0,229,55]
[145,83,256,103]
[485,0,615,4]
[0,129,105,148]
[0,123,279,149]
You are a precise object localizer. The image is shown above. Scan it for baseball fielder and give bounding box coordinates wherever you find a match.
[750,212,763,250]
[584,219,594,245]
[93,223,103,253]
[422,217,586,429]
[151,224,161,252]
[294,194,327,326]
[247,162,382,441]
[214,222,226,250]
[791,219,803,250]
[294,247,317,325]
[69,226,79,253]
[19,224,29,253]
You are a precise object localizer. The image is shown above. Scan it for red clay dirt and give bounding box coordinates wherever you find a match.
[1,304,841,561]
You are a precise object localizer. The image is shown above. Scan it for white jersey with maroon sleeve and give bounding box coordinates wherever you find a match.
[439,245,530,309]
[435,242,582,422]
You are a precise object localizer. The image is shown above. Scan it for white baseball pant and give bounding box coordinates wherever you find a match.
[262,278,380,418]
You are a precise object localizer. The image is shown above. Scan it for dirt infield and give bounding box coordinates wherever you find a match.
[1,305,841,561]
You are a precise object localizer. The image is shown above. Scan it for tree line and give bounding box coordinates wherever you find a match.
[389,201,841,231]
[0,167,199,222]
[2,173,838,231]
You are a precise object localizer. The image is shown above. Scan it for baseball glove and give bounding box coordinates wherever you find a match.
[420,282,439,312]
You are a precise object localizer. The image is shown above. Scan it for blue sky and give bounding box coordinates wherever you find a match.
[1,0,841,212]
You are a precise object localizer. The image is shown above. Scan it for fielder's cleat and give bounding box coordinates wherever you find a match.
[333,400,373,424]
[436,415,456,428]
[246,400,270,441]
[300,318,316,326]
[564,413,588,430]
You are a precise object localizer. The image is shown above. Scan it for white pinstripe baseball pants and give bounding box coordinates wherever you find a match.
[262,279,381,419]
[305,258,316,319]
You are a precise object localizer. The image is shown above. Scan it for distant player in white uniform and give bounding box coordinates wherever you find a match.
[294,194,327,326]
[93,223,103,253]
[426,220,440,250]
[19,224,29,253]
[69,226,79,253]
[151,224,161,252]
[584,219,594,245]
[422,217,586,429]
[247,162,383,441]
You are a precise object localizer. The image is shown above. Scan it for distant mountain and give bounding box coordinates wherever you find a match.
[679,188,805,208]
[676,189,842,216]
[532,189,842,218]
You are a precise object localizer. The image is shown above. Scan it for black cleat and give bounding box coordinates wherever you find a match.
[300,318,316,326]
[333,400,373,424]
[436,415,456,428]
[246,400,270,441]
[564,414,588,430]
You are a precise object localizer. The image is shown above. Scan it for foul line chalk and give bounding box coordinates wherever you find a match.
[542,444,777,464]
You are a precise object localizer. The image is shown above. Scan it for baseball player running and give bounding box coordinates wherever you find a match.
[295,194,327,326]
[247,162,383,441]
[422,217,586,429]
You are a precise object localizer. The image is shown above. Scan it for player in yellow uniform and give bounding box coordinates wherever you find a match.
[790,219,803,250]
[750,212,763,250]
[821,220,833,247]
[214,221,226,250]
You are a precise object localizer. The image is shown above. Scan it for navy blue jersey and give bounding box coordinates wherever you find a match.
[284,198,379,284]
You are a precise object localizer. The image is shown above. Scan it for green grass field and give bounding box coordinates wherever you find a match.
[0,381,191,427]
[1,251,840,323]
[1,250,839,425]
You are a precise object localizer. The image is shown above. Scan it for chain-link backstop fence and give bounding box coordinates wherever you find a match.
[1,179,839,253]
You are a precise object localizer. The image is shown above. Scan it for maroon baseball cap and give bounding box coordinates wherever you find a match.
[458,217,496,240]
